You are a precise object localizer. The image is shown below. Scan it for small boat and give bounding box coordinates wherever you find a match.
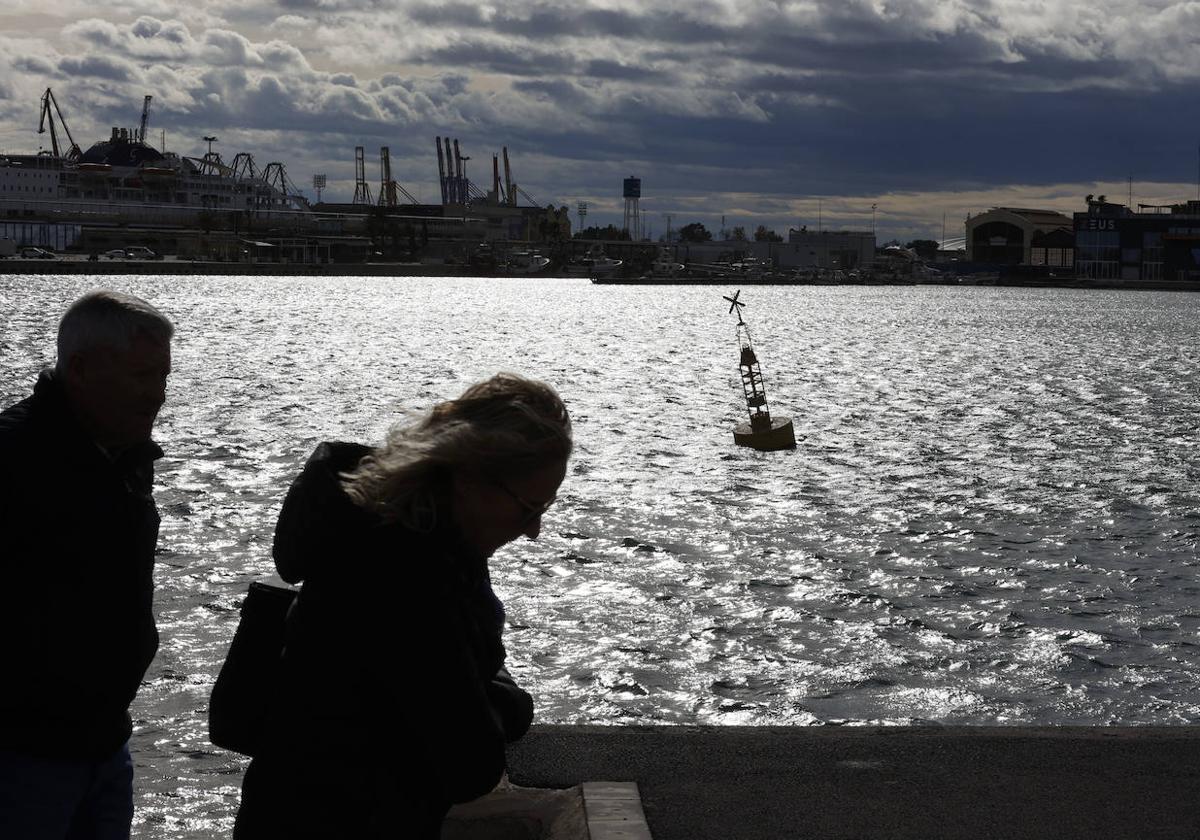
[566,247,624,277]
[503,250,551,274]
[651,258,685,279]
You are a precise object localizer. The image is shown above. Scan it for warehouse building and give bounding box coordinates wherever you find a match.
[965,207,1074,267]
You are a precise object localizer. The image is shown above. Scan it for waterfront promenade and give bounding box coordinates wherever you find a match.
[507,725,1200,839]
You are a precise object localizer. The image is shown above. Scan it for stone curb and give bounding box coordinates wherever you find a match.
[582,782,653,840]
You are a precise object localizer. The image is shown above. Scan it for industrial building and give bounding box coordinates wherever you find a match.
[783,228,876,270]
[652,228,875,272]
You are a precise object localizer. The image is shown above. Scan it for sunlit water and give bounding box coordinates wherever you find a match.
[3,275,1200,836]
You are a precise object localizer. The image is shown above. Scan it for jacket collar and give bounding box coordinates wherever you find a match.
[33,368,164,466]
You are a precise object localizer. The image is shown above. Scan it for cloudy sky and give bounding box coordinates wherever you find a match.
[2,1,1199,242]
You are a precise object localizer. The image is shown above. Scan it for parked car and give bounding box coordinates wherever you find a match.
[19,246,55,259]
[103,248,129,259]
[124,246,160,260]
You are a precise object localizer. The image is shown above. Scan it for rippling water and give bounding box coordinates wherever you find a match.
[3,276,1200,836]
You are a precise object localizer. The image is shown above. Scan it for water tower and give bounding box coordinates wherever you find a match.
[623,176,641,240]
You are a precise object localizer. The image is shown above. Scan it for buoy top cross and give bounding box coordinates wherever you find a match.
[724,289,746,325]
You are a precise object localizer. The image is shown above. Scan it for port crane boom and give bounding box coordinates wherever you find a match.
[37,88,81,161]
[502,147,513,206]
[139,95,152,144]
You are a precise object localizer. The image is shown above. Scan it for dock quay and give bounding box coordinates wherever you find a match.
[506,724,1200,839]
[4,258,1200,291]
[0,257,478,277]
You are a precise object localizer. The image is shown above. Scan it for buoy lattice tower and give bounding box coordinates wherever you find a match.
[736,319,772,431]
[724,290,796,451]
[734,303,772,429]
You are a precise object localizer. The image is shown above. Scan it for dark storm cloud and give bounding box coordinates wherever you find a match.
[58,55,136,82]
[5,1,1200,237]
[581,58,667,84]
[275,0,391,9]
[424,41,577,78]
[405,1,725,45]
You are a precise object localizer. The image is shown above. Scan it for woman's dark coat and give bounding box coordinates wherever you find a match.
[234,441,532,838]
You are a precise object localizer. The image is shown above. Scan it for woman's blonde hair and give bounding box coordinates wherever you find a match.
[341,372,572,529]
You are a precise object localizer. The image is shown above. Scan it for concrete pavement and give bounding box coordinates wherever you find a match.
[507,725,1200,840]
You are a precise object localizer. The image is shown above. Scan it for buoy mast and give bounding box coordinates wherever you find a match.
[724,290,796,451]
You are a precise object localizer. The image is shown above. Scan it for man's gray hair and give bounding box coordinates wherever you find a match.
[55,289,174,372]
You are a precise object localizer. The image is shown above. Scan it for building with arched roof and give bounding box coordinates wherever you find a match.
[965,207,1074,267]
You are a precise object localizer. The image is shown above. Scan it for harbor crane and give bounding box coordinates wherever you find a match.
[501,146,538,206]
[503,147,513,206]
[436,136,470,204]
[436,138,448,203]
[138,95,152,144]
[435,137,536,206]
[352,146,373,205]
[378,147,418,206]
[37,87,81,161]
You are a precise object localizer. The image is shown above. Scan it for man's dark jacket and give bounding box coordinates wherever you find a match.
[0,370,162,759]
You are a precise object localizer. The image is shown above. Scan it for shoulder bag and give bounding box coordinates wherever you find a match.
[208,580,298,757]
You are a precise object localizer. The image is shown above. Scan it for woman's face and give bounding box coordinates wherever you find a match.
[453,458,568,559]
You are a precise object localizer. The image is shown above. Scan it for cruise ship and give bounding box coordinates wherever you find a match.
[0,89,309,225]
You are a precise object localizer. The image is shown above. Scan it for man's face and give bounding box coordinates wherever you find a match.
[67,333,172,449]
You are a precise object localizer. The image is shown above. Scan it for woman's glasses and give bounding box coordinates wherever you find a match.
[498,482,556,525]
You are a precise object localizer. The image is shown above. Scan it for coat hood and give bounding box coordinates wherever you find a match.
[272,440,375,584]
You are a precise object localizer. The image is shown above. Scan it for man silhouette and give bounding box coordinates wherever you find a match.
[0,290,174,840]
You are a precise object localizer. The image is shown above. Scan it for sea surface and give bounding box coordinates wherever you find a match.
[3,275,1200,836]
